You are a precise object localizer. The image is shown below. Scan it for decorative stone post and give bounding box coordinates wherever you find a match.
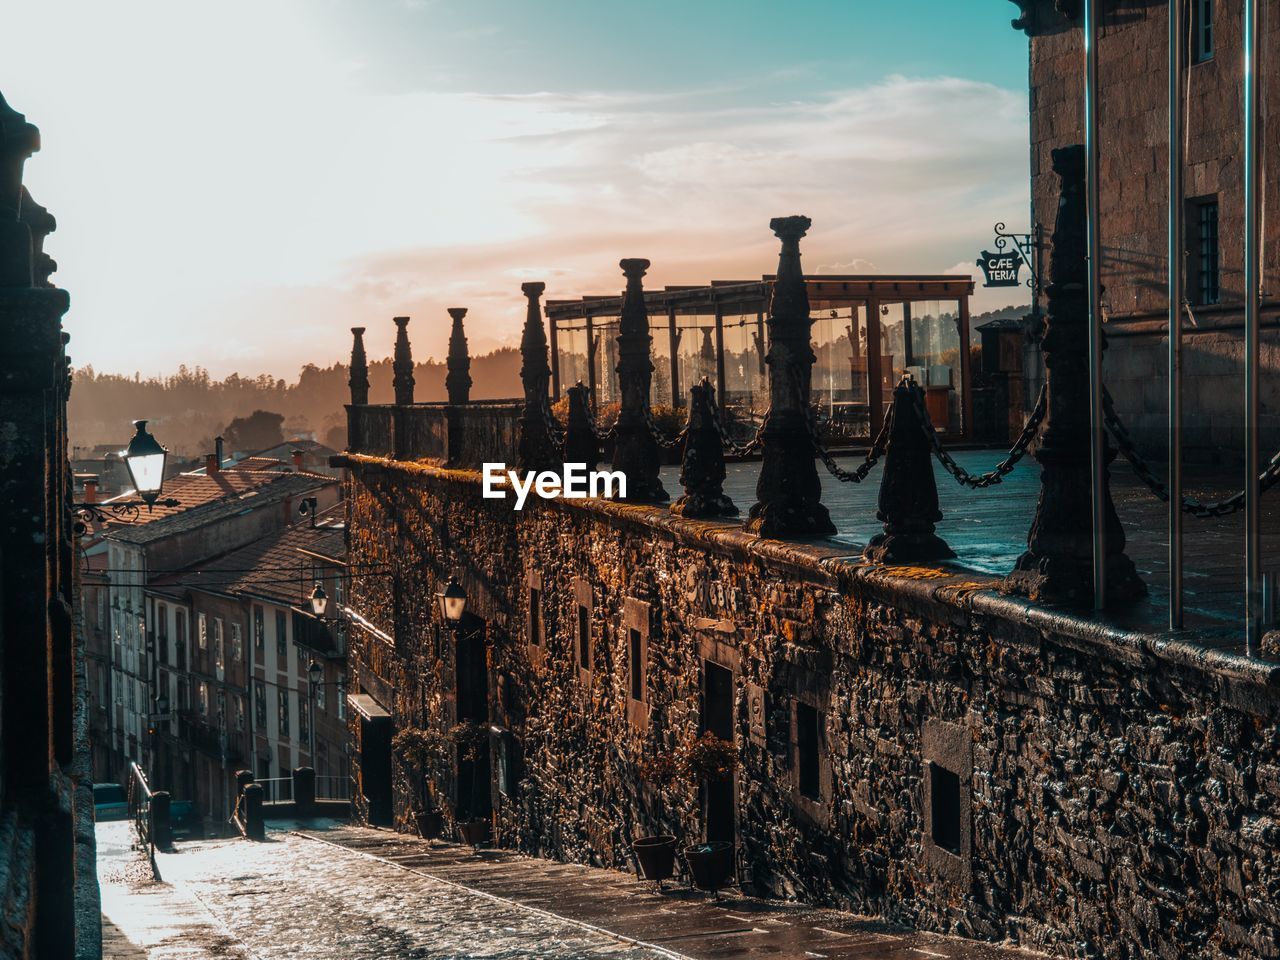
[671,379,737,519]
[517,281,559,472]
[349,327,369,405]
[864,379,954,563]
[392,315,414,406]
[1003,145,1144,604]
[564,382,600,471]
[445,307,472,405]
[611,259,667,502]
[346,326,369,454]
[746,216,835,537]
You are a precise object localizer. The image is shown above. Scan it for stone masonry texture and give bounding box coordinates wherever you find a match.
[342,456,1280,960]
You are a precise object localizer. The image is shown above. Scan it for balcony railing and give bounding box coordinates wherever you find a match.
[347,401,521,468]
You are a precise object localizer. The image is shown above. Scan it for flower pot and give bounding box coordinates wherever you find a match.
[458,817,491,847]
[415,810,444,841]
[632,835,677,883]
[684,841,734,897]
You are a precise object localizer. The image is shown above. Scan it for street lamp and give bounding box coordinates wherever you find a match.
[123,420,168,506]
[307,660,323,760]
[309,582,329,618]
[436,577,467,627]
[73,420,180,533]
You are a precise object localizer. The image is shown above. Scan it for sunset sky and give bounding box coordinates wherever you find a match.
[8,1,1030,378]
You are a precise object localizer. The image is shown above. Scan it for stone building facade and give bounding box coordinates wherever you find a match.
[341,456,1280,959]
[1019,0,1280,460]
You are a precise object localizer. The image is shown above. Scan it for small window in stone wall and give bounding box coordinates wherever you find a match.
[929,763,962,854]
[529,587,542,646]
[573,577,592,679]
[922,718,973,884]
[795,701,822,801]
[629,630,643,701]
[623,598,650,728]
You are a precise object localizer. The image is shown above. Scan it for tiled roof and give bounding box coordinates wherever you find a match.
[225,456,290,472]
[148,504,347,608]
[104,471,336,545]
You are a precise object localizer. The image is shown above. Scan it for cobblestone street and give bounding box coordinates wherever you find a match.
[98,821,1038,960]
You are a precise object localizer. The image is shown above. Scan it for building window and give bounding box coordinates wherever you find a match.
[235,695,246,732]
[1189,198,1220,305]
[316,681,326,713]
[577,604,589,669]
[299,689,310,745]
[336,682,346,721]
[254,682,266,726]
[177,678,189,712]
[628,629,644,702]
[529,587,542,646]
[253,606,265,653]
[230,622,243,663]
[156,603,168,665]
[198,611,208,650]
[929,763,963,854]
[795,702,822,801]
[1192,0,1213,64]
[214,618,224,671]
[278,689,291,739]
[175,610,188,671]
[276,609,288,660]
[198,682,208,716]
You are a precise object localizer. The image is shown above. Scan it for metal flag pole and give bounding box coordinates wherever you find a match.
[1168,0,1185,629]
[1244,0,1263,655]
[1084,0,1106,610]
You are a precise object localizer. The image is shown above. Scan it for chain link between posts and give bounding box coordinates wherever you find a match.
[917,382,1048,488]
[1102,388,1280,518]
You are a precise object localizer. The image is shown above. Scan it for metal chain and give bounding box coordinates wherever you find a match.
[809,405,892,483]
[917,383,1048,489]
[539,398,566,456]
[704,388,763,457]
[1101,389,1280,518]
[644,407,688,450]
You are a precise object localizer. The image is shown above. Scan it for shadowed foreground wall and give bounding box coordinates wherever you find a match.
[343,455,1280,960]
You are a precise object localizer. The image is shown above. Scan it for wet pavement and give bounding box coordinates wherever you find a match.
[98,820,1040,959]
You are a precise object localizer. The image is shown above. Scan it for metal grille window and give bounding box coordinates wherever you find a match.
[275,609,288,660]
[1193,0,1213,64]
[278,689,291,739]
[254,682,266,726]
[1197,200,1220,305]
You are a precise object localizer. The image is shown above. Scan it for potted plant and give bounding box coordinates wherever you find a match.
[448,721,491,847]
[392,726,449,841]
[679,732,738,899]
[631,751,679,887]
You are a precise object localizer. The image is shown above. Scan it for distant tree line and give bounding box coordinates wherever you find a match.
[69,348,522,457]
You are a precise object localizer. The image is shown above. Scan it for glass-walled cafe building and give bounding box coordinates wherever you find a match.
[545,275,976,442]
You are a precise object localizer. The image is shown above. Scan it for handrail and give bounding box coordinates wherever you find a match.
[126,761,158,878]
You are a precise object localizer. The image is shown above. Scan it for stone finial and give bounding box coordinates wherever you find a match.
[445,307,472,405]
[563,382,600,471]
[611,258,667,503]
[392,316,414,406]
[348,327,369,405]
[1003,144,1144,605]
[864,378,954,563]
[0,93,41,287]
[517,281,559,471]
[746,215,834,538]
[671,379,737,519]
[18,188,55,287]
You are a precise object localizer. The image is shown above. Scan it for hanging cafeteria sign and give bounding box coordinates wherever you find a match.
[976,249,1024,287]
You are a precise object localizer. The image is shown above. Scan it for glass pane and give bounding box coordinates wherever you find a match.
[555,320,590,397]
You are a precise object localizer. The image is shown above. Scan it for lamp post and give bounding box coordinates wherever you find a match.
[308,583,328,618]
[73,420,180,533]
[307,659,322,760]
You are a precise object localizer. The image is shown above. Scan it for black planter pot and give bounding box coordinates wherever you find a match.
[458,817,491,847]
[632,835,677,883]
[684,841,734,897]
[415,810,444,841]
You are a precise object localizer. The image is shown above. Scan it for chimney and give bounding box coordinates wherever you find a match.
[84,477,98,504]
[215,435,225,469]
[283,496,295,525]
[292,449,304,471]
[206,453,219,475]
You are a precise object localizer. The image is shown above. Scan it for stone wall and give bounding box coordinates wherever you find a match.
[1026,0,1280,460]
[342,454,1280,960]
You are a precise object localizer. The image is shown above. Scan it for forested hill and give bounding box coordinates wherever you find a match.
[69,348,522,457]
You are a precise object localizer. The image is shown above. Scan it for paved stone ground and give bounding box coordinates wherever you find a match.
[98,820,1040,959]
[662,449,1280,641]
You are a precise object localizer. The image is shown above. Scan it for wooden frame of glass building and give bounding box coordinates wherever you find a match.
[545,274,976,442]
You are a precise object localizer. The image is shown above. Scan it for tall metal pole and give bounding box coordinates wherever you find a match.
[1244,0,1263,655]
[1168,0,1185,629]
[1084,0,1107,610]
